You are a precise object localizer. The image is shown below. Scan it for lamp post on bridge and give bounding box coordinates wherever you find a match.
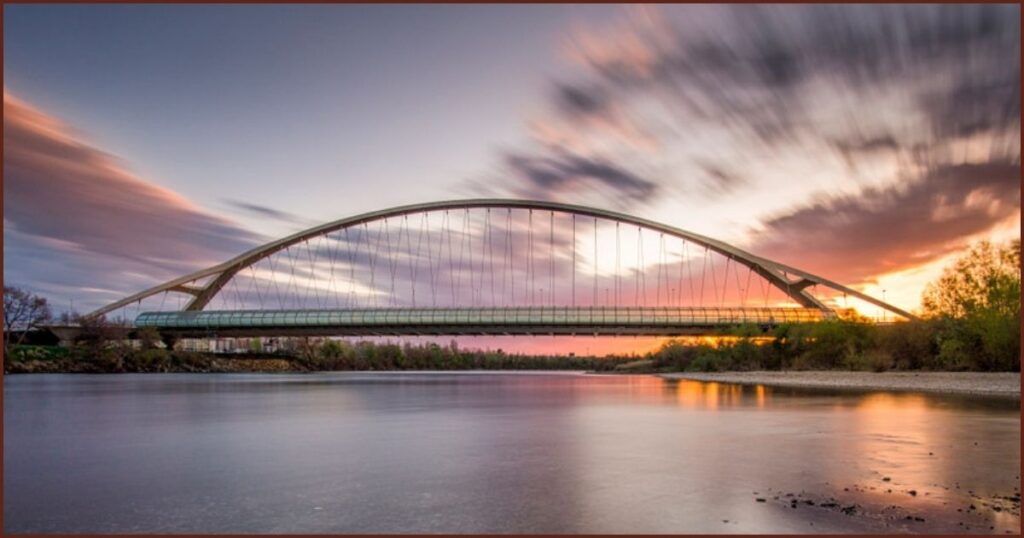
[882,289,887,322]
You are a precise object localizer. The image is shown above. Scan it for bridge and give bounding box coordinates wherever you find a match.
[89,199,915,338]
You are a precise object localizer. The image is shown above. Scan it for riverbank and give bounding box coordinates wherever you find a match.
[660,371,1021,399]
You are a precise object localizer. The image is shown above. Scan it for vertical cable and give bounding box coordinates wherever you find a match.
[366,222,380,308]
[657,233,664,306]
[699,246,708,308]
[636,226,643,307]
[743,265,753,307]
[410,214,423,308]
[425,212,437,307]
[720,256,730,307]
[549,211,555,307]
[528,209,534,306]
[345,227,357,308]
[593,217,598,308]
[445,210,456,307]
[507,207,516,303]
[325,232,339,308]
[615,222,620,306]
[382,218,395,307]
[486,209,495,307]
[571,214,576,307]
[506,209,512,306]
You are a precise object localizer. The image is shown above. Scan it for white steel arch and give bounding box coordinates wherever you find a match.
[87,199,917,320]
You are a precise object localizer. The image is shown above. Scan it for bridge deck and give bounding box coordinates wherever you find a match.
[136,307,829,337]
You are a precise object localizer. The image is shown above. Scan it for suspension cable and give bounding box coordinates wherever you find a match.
[720,256,730,307]
[528,209,534,306]
[410,214,425,307]
[708,249,721,306]
[549,211,555,307]
[742,265,753,307]
[657,233,664,306]
[593,217,598,307]
[325,232,340,308]
[366,222,379,308]
[635,225,643,307]
[615,222,621,306]
[425,212,437,307]
[445,210,456,307]
[699,246,708,308]
[383,218,396,307]
[246,264,263,310]
[486,209,495,306]
[571,214,576,307]
[266,251,284,309]
[506,208,512,306]
[345,227,357,308]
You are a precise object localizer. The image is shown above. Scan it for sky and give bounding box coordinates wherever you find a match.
[3,4,1020,354]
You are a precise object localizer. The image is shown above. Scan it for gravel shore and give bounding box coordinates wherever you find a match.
[660,371,1021,398]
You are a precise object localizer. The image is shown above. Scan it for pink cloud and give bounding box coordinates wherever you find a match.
[3,91,259,271]
[3,92,260,310]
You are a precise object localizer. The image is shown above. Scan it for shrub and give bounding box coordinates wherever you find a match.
[843,350,892,372]
[125,348,172,372]
[688,352,721,372]
[874,321,937,370]
[651,340,698,371]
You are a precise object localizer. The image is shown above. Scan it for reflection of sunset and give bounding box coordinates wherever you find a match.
[816,391,1019,532]
[848,393,936,494]
[571,375,1017,533]
[667,380,751,410]
[651,380,1019,532]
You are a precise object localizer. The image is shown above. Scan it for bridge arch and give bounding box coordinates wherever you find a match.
[88,199,916,321]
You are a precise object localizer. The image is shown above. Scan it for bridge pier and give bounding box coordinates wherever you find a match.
[161,333,179,351]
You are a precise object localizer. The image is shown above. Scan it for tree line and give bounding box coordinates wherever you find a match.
[647,239,1020,372]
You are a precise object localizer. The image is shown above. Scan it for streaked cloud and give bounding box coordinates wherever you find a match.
[222,199,317,228]
[474,3,1020,291]
[751,161,1021,284]
[3,92,261,309]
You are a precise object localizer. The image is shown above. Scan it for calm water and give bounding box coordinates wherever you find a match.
[4,372,1020,534]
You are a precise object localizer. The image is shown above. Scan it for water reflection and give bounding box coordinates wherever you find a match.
[4,373,1019,534]
[655,378,768,410]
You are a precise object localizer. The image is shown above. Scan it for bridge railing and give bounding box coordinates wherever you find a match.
[136,306,828,331]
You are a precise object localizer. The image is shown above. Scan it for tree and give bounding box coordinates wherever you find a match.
[3,286,52,351]
[922,239,1021,319]
[921,239,1021,371]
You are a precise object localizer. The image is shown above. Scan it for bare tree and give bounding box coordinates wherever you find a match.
[4,286,52,351]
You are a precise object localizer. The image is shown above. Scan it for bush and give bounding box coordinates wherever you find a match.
[873,321,937,370]
[843,350,892,372]
[124,348,172,372]
[797,320,873,369]
[688,352,721,372]
[6,345,67,362]
[651,341,699,371]
[722,338,763,370]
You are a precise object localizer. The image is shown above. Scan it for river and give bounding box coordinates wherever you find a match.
[4,372,1020,534]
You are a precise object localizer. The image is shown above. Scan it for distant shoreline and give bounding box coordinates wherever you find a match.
[659,371,1021,399]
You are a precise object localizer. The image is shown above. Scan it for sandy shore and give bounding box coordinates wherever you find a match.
[660,371,1021,398]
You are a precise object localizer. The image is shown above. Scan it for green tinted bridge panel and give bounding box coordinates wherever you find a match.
[136,307,827,337]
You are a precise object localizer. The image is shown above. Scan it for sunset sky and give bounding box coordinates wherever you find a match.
[3,4,1020,354]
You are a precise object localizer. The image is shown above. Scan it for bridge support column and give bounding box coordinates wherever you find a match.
[161,333,179,351]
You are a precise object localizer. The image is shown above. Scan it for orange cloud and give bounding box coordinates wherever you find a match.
[751,161,1020,285]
